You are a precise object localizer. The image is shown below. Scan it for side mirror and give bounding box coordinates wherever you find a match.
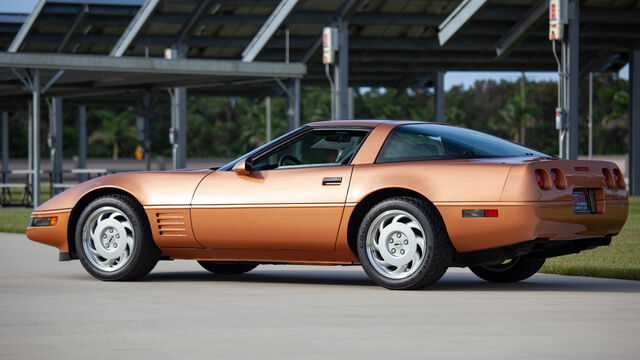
[232,158,252,175]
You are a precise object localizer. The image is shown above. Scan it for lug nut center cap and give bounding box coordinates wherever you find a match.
[387,231,409,257]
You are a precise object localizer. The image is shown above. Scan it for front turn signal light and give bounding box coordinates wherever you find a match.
[29,217,58,227]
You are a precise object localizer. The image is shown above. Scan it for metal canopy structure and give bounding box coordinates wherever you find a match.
[0,0,639,199]
[2,0,635,84]
[0,51,305,98]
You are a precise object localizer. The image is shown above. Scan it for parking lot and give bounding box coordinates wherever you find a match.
[1,232,639,359]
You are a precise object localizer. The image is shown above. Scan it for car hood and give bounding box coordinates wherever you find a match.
[36,168,213,212]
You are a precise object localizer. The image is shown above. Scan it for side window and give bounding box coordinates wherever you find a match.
[377,127,445,163]
[376,124,548,163]
[253,129,368,170]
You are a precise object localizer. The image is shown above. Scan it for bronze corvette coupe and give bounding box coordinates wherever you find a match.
[27,120,629,289]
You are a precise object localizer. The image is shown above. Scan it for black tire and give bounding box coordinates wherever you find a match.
[75,194,161,281]
[356,196,454,290]
[469,257,545,283]
[198,261,258,275]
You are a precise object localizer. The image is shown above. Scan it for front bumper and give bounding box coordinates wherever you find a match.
[26,209,71,254]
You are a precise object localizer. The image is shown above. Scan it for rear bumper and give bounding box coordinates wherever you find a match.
[437,199,628,253]
[457,236,612,267]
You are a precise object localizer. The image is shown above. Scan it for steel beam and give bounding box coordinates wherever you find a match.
[56,4,89,53]
[242,0,300,62]
[77,105,87,182]
[7,0,46,52]
[434,72,445,123]
[438,0,488,46]
[630,49,640,196]
[110,0,161,57]
[48,97,63,193]
[567,0,579,160]
[0,52,306,78]
[1,111,7,183]
[494,0,547,58]
[175,0,217,45]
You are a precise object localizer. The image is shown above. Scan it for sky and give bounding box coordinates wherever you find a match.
[3,0,630,91]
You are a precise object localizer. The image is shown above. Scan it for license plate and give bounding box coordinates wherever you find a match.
[573,189,594,214]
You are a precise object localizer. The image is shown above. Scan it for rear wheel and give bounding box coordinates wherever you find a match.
[469,257,545,283]
[357,197,453,290]
[198,261,258,275]
[75,194,161,281]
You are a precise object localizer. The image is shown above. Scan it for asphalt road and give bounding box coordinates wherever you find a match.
[1,232,639,360]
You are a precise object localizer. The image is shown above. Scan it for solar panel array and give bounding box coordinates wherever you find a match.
[0,0,637,92]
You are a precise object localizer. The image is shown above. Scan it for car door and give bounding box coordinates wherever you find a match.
[190,128,369,251]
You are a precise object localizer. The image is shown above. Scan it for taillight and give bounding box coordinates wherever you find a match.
[612,169,626,190]
[534,169,550,190]
[602,168,615,189]
[550,168,566,189]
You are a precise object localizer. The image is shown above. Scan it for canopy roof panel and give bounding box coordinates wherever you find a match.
[0,0,637,92]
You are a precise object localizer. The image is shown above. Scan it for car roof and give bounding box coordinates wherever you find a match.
[306,119,429,128]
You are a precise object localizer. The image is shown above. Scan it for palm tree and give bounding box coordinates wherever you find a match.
[492,92,541,144]
[89,110,136,160]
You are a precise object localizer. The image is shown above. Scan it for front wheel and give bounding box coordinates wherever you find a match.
[469,257,545,283]
[75,194,160,281]
[357,197,453,290]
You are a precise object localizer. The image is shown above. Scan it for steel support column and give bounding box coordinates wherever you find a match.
[77,105,87,182]
[266,96,272,142]
[27,100,32,188]
[170,46,187,170]
[140,92,153,171]
[434,72,445,123]
[32,69,41,208]
[567,0,580,160]
[49,97,63,193]
[629,49,640,196]
[170,87,187,169]
[334,20,349,120]
[1,111,8,183]
[286,78,301,130]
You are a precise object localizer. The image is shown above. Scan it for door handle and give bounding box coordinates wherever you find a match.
[322,177,342,185]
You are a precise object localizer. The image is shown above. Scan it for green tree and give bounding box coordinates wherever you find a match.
[88,109,136,160]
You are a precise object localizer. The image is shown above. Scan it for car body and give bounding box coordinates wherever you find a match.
[27,120,629,289]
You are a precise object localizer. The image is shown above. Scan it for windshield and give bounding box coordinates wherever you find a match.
[376,124,550,163]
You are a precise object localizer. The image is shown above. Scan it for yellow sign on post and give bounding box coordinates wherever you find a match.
[135,145,144,160]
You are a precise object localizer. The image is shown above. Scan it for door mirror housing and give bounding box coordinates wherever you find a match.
[232,158,252,175]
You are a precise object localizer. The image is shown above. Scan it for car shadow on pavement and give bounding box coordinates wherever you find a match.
[141,268,640,293]
[144,269,377,287]
[430,271,640,293]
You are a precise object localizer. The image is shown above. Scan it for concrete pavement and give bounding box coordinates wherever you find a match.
[1,232,639,359]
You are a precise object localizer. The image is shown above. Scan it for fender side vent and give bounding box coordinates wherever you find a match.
[156,212,187,237]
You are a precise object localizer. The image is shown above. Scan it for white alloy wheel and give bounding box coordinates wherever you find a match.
[365,209,430,280]
[81,206,135,272]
